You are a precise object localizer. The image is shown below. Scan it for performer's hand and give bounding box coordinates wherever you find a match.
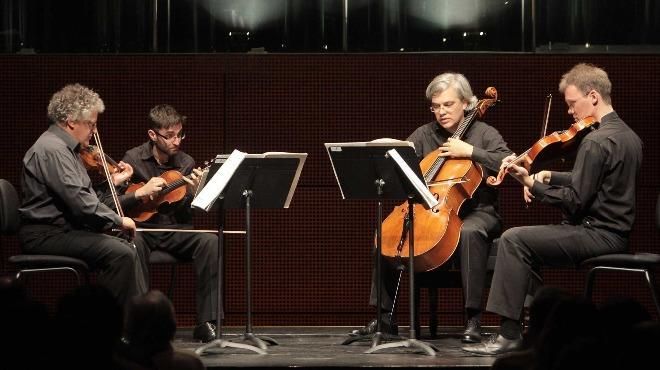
[439,138,473,158]
[183,167,204,194]
[120,217,136,239]
[111,161,134,186]
[523,171,551,204]
[135,177,166,200]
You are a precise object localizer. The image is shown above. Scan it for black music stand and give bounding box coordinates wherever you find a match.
[193,151,307,355]
[325,141,438,355]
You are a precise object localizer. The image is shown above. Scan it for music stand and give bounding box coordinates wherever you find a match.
[325,141,438,355]
[193,150,307,355]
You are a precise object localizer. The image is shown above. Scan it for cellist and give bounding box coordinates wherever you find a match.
[462,63,643,356]
[351,73,512,342]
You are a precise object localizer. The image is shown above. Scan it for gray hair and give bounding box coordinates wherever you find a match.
[559,63,612,105]
[47,83,105,124]
[149,104,186,130]
[425,72,478,111]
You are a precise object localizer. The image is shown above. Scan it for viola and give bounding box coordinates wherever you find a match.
[486,116,597,186]
[126,165,210,222]
[80,144,121,175]
[380,87,499,272]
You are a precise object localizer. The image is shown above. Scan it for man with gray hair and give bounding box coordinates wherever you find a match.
[352,72,512,341]
[19,83,149,307]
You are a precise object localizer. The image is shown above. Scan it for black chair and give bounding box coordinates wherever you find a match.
[0,179,90,286]
[148,249,185,299]
[580,194,660,317]
[415,239,498,337]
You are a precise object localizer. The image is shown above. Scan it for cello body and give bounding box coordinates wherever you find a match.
[381,156,482,272]
[380,87,498,272]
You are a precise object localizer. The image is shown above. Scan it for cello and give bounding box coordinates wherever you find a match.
[486,115,597,186]
[380,87,499,272]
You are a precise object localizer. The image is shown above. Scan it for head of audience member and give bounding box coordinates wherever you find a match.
[47,83,105,148]
[124,290,177,358]
[54,284,123,369]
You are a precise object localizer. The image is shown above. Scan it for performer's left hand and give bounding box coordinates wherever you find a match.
[183,167,204,194]
[438,138,474,158]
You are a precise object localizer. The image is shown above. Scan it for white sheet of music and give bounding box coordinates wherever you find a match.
[191,149,246,212]
[386,148,439,210]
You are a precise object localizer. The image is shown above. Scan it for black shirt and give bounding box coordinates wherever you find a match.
[406,119,512,215]
[531,111,643,236]
[121,142,196,227]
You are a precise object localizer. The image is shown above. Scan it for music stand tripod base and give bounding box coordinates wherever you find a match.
[195,337,267,355]
[366,197,437,356]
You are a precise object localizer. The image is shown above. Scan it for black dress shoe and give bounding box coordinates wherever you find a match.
[349,318,398,336]
[461,334,523,356]
[193,321,217,343]
[461,318,482,343]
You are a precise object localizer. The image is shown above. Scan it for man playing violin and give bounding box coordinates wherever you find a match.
[18,83,149,307]
[119,104,220,343]
[352,73,512,342]
[462,63,643,355]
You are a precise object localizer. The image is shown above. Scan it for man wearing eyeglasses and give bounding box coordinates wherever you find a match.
[18,83,148,308]
[119,104,220,343]
[351,73,512,342]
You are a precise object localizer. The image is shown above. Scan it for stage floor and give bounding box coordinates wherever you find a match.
[173,326,497,369]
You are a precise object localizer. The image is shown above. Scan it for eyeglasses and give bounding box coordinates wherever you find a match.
[154,130,186,141]
[429,104,449,113]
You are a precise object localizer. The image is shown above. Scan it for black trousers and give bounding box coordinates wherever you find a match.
[369,210,501,316]
[134,230,221,323]
[19,225,149,307]
[486,223,627,321]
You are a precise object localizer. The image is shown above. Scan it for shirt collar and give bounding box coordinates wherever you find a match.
[48,124,81,152]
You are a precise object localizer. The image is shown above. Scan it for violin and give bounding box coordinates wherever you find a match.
[381,87,499,272]
[80,144,121,175]
[486,116,597,186]
[125,165,210,222]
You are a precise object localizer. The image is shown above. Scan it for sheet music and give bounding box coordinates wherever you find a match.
[325,139,416,199]
[386,148,439,210]
[191,149,246,212]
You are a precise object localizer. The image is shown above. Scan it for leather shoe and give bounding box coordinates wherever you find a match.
[193,321,217,343]
[461,318,482,343]
[461,334,522,356]
[349,318,398,336]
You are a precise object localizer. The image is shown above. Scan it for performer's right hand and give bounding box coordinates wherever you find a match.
[135,177,166,200]
[120,217,137,239]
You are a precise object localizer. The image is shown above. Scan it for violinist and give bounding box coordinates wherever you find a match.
[18,83,149,308]
[352,73,512,341]
[119,104,220,343]
[463,63,643,356]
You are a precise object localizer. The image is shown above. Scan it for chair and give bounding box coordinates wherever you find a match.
[148,249,185,299]
[580,194,660,317]
[415,239,499,337]
[0,179,90,286]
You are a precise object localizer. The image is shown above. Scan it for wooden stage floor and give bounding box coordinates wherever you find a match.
[173,326,497,369]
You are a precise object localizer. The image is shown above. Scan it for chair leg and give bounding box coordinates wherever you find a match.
[16,267,84,286]
[584,267,598,301]
[167,264,177,299]
[428,287,438,338]
[642,270,660,318]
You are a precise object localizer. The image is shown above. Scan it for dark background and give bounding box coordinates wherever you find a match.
[1,54,658,327]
